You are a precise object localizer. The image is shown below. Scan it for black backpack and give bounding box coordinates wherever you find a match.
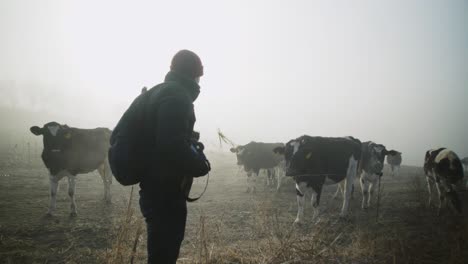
[109,89,152,186]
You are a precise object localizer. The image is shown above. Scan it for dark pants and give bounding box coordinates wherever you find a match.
[139,190,187,264]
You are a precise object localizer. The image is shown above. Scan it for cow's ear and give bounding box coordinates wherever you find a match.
[230,147,237,153]
[30,126,43,135]
[273,146,285,155]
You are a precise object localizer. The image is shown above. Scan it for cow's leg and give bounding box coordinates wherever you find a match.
[252,170,259,193]
[311,188,322,221]
[426,176,434,207]
[98,161,112,203]
[310,191,318,220]
[253,174,257,192]
[246,171,257,193]
[47,171,68,216]
[245,171,252,193]
[270,168,276,188]
[68,175,78,217]
[245,171,250,193]
[294,182,307,224]
[268,169,275,186]
[434,179,444,215]
[366,175,379,208]
[333,181,344,200]
[360,173,370,209]
[276,166,283,192]
[47,175,60,216]
[341,156,358,217]
[266,169,271,187]
[332,185,341,200]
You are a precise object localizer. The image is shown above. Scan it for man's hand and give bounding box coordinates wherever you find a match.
[191,142,210,177]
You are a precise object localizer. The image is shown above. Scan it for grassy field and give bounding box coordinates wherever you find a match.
[0,152,467,263]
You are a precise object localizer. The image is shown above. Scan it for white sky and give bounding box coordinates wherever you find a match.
[0,0,467,165]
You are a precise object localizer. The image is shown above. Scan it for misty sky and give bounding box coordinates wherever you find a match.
[0,0,467,165]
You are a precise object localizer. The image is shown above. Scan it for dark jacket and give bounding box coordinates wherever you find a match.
[139,71,209,195]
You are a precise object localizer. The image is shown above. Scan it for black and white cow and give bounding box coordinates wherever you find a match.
[358,141,398,209]
[424,148,464,214]
[30,122,113,216]
[386,151,402,177]
[230,142,285,192]
[273,136,361,224]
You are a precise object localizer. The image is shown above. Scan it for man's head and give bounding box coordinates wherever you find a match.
[170,50,204,81]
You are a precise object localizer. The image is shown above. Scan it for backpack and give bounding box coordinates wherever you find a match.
[108,89,152,186]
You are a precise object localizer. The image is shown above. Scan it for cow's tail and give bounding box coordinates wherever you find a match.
[352,139,363,176]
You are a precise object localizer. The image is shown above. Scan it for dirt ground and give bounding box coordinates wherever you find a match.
[1,152,467,264]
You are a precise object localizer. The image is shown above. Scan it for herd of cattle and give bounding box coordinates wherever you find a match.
[28,122,467,224]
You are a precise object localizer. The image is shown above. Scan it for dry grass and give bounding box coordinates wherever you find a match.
[1,160,468,264]
[100,186,144,264]
[175,174,468,264]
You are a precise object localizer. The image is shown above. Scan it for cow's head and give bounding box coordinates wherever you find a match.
[363,142,398,176]
[30,122,72,154]
[273,137,306,177]
[423,150,433,174]
[387,151,402,164]
[230,146,247,166]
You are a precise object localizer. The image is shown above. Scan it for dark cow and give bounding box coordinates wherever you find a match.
[273,136,361,224]
[386,151,402,177]
[424,148,464,214]
[30,122,113,216]
[230,142,284,192]
[358,141,398,209]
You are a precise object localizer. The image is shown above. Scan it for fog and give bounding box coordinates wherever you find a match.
[1,0,467,166]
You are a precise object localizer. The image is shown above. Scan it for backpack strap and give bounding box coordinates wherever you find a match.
[184,173,210,202]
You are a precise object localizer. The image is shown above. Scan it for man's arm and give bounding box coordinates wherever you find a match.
[155,96,209,177]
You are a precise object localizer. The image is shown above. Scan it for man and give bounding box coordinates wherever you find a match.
[139,50,211,263]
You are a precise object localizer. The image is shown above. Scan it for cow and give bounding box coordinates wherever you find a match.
[273,136,361,224]
[230,142,285,192]
[424,148,464,214]
[30,122,113,216]
[386,151,402,177]
[358,141,398,209]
